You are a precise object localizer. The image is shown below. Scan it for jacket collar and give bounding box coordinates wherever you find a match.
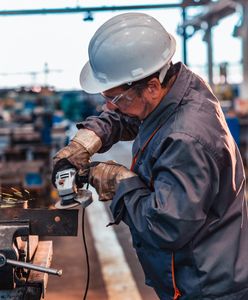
[132,62,193,156]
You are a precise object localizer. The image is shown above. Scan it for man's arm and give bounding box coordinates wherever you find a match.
[110,132,220,250]
[52,110,140,180]
[76,110,140,153]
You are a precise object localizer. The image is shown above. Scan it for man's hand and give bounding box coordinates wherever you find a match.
[86,161,137,201]
[53,128,102,168]
[52,128,102,185]
[53,140,91,170]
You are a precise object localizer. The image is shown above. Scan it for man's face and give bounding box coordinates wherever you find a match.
[101,83,155,120]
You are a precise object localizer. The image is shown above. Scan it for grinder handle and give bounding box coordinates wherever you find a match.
[76,161,101,188]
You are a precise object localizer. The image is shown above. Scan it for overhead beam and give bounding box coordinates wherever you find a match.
[0,4,180,16]
[181,0,211,7]
[177,0,237,85]
[178,0,237,35]
[238,1,248,98]
[0,2,211,17]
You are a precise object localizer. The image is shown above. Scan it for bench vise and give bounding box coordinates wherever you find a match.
[0,208,78,298]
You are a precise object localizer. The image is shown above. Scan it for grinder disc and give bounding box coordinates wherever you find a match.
[55,200,80,209]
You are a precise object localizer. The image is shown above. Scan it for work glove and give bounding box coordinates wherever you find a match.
[52,129,102,185]
[79,161,137,201]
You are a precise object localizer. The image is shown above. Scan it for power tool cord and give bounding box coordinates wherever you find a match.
[82,184,90,300]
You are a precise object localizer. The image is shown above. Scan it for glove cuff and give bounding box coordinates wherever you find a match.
[116,167,137,184]
[72,129,102,155]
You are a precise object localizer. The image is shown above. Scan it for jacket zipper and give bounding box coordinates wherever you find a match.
[171,252,181,299]
[130,111,182,299]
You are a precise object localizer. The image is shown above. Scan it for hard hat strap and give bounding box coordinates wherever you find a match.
[159,62,171,83]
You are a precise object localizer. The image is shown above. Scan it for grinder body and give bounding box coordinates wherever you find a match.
[55,168,92,209]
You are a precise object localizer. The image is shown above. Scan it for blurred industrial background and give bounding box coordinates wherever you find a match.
[1,0,248,299]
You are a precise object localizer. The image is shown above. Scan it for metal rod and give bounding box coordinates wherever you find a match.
[205,24,213,87]
[6,258,62,276]
[241,1,248,97]
[182,7,188,65]
[0,4,183,17]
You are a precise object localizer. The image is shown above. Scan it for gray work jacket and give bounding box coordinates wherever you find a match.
[78,62,248,299]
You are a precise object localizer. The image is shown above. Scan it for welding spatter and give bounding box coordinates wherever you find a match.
[0,253,62,276]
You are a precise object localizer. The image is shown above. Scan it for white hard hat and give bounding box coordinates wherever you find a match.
[80,13,176,94]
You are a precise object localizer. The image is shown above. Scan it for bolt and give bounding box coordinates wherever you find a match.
[0,253,6,267]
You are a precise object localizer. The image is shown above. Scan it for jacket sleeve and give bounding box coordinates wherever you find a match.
[76,110,140,153]
[110,132,220,250]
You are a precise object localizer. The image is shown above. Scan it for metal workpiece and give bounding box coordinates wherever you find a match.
[0,208,79,236]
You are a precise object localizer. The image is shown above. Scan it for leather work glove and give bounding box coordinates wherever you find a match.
[82,161,137,201]
[52,129,102,185]
[53,128,102,168]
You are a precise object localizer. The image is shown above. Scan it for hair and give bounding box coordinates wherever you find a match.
[122,62,179,96]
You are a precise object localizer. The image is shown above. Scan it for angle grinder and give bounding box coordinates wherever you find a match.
[55,167,92,209]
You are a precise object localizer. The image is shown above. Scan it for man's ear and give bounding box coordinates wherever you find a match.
[147,78,161,97]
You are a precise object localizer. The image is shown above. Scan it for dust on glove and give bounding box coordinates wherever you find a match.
[87,160,137,201]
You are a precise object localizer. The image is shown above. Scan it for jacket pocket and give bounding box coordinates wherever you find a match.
[135,245,177,298]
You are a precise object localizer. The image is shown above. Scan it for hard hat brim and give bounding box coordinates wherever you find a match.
[80,33,176,94]
[80,61,118,94]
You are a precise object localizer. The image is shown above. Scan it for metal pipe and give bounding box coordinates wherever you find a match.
[0,253,62,276]
[0,4,181,16]
[241,1,248,98]
[7,258,62,276]
[182,7,188,65]
[204,24,213,86]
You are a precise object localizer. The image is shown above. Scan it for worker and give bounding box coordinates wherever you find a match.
[52,13,248,300]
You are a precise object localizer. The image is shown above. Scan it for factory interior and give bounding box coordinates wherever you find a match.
[1,0,248,299]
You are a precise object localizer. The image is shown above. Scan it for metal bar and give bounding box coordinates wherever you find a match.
[240,1,248,97]
[182,7,188,65]
[0,3,184,17]
[0,208,78,236]
[205,25,213,86]
[177,0,237,37]
[7,258,62,276]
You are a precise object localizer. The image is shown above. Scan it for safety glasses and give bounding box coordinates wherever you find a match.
[101,84,141,105]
